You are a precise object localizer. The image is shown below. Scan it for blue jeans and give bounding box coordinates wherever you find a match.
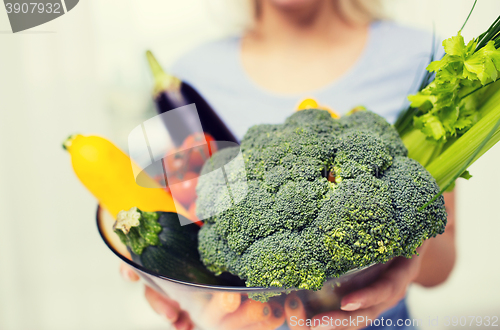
[276,298,417,329]
[363,298,417,330]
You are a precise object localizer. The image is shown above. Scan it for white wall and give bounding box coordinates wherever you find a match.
[0,1,499,329]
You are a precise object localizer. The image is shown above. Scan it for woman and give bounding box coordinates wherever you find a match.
[122,0,456,329]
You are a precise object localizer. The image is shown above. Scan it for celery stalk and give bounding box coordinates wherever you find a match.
[402,130,445,167]
[426,89,500,188]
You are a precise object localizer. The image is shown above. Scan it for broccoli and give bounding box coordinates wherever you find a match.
[196,109,447,295]
[339,110,408,158]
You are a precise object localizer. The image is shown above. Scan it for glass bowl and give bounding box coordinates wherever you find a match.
[97,206,391,330]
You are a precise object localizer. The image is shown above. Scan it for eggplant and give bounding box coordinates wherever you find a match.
[146,51,238,147]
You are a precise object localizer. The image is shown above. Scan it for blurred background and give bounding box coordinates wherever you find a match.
[0,0,499,329]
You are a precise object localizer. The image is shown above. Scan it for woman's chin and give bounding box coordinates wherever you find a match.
[269,0,324,11]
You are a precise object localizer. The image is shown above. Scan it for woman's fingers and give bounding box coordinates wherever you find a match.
[340,276,396,312]
[340,257,420,311]
[144,286,181,323]
[173,311,195,330]
[120,262,140,282]
[311,255,427,330]
[119,263,193,328]
[311,303,392,330]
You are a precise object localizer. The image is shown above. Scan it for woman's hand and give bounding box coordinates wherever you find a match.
[119,262,140,282]
[144,286,194,330]
[311,191,456,330]
[120,263,195,330]
[311,242,429,330]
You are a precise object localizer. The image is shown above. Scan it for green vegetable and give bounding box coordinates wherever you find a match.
[395,14,500,191]
[114,207,222,284]
[196,109,447,293]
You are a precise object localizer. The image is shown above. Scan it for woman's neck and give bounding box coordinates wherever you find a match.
[240,0,370,95]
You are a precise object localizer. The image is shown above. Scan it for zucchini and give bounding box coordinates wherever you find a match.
[113,207,222,284]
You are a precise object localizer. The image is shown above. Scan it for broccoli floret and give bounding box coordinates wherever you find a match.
[333,132,393,179]
[263,165,291,192]
[196,146,240,221]
[240,227,329,291]
[220,181,277,254]
[198,222,240,275]
[274,180,329,230]
[340,110,408,158]
[196,109,447,295]
[284,108,342,135]
[381,156,447,254]
[315,174,403,276]
[316,174,394,227]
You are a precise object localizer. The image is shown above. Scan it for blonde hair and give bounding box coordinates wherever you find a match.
[207,0,385,33]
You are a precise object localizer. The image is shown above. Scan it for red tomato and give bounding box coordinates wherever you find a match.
[182,133,218,170]
[327,171,336,183]
[183,133,217,154]
[164,147,187,175]
[167,172,198,207]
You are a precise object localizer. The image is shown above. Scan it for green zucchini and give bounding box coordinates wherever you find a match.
[113,207,221,284]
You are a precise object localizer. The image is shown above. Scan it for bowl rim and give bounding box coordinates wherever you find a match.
[96,205,378,292]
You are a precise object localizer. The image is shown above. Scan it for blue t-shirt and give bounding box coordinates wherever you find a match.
[171,20,441,140]
[171,20,439,329]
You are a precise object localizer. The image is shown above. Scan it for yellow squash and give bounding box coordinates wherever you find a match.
[63,134,190,219]
[296,98,340,118]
